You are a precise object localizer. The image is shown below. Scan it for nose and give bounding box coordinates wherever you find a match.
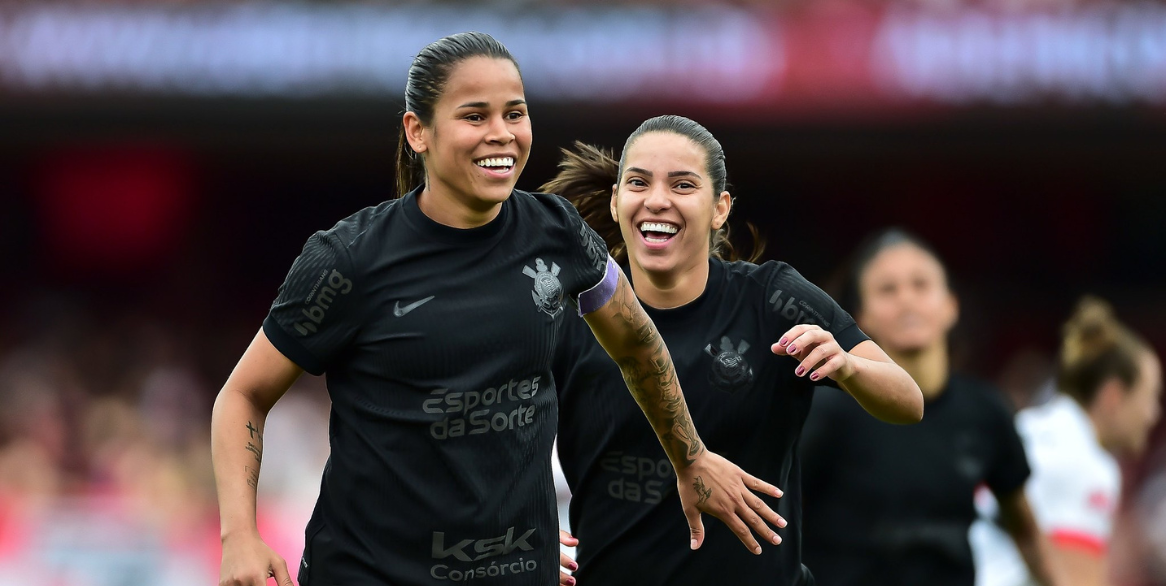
[485,114,514,145]
[643,183,671,214]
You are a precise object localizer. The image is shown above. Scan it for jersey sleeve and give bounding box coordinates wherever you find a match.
[1027,462,1119,554]
[984,398,1032,500]
[762,262,869,351]
[262,231,363,376]
[544,194,616,315]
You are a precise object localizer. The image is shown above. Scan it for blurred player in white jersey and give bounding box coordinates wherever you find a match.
[973,296,1162,586]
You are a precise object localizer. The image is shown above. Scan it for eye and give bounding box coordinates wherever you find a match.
[626,177,647,188]
[675,181,696,190]
[506,111,526,121]
[464,113,484,122]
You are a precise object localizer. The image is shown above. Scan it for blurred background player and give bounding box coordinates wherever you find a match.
[545,116,923,586]
[800,229,1061,586]
[973,297,1162,586]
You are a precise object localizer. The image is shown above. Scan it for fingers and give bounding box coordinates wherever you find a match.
[724,514,763,555]
[771,325,825,356]
[559,529,579,547]
[270,559,294,586]
[807,353,847,381]
[559,549,578,585]
[744,474,783,499]
[745,492,787,531]
[684,504,705,550]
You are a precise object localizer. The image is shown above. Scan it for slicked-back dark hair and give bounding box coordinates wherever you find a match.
[395,32,519,197]
[541,115,764,263]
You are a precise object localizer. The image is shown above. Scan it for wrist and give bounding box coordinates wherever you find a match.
[221,526,261,544]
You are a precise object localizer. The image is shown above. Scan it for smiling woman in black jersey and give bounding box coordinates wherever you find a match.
[210,35,785,586]
[544,115,924,586]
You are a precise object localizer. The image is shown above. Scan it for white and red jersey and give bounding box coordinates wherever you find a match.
[972,394,1120,586]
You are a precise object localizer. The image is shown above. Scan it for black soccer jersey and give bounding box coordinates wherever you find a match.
[800,375,1030,586]
[263,187,613,586]
[553,258,869,586]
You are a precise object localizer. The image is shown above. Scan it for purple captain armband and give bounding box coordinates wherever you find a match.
[577,256,619,316]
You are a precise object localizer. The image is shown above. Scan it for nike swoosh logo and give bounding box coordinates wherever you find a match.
[393,296,434,317]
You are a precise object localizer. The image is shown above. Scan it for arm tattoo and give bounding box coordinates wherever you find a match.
[244,421,263,487]
[693,476,713,505]
[609,277,705,467]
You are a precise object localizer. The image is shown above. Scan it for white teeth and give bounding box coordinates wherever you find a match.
[476,157,515,168]
[639,222,678,234]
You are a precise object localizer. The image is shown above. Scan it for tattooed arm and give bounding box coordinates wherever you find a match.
[211,329,302,586]
[582,270,787,554]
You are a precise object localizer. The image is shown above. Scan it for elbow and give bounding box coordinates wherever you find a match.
[887,384,924,425]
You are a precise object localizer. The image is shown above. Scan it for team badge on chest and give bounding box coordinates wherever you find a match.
[705,336,754,394]
[523,258,563,317]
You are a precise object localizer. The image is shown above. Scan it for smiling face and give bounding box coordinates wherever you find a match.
[856,243,958,355]
[404,56,531,217]
[610,131,730,277]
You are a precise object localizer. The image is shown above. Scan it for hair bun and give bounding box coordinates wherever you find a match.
[1061,296,1119,367]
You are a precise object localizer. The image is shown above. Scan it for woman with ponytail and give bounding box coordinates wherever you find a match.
[211,35,784,586]
[547,116,923,586]
[975,297,1161,586]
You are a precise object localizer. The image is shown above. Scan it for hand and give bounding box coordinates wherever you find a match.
[772,325,856,383]
[558,529,579,586]
[674,450,786,554]
[220,531,294,586]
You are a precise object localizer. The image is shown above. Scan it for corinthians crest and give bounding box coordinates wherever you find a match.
[523,258,563,317]
[705,336,754,394]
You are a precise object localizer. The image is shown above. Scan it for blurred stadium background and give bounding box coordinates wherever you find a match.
[1,0,1165,584]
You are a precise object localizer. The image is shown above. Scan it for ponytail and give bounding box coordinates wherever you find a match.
[540,142,626,260]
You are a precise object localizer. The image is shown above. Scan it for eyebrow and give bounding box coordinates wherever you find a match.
[624,167,703,180]
[457,99,527,109]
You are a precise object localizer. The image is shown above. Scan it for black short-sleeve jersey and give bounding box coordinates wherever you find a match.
[554,258,869,586]
[263,187,610,586]
[800,375,1030,586]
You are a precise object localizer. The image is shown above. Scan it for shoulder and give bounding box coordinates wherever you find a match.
[518,190,578,218]
[315,199,401,257]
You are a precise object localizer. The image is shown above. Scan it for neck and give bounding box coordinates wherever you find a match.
[885,342,949,400]
[1085,407,1116,454]
[417,183,502,229]
[628,257,710,309]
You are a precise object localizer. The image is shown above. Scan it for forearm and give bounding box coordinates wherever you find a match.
[1009,523,1061,586]
[211,387,270,541]
[838,344,923,424]
[1000,490,1062,586]
[584,274,705,469]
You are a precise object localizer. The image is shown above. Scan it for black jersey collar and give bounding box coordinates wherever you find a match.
[400,184,512,244]
[628,257,723,322]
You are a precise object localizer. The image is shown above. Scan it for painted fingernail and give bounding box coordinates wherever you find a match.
[787,345,797,354]
[778,517,788,528]
[775,535,783,545]
[690,539,699,550]
[568,578,576,586]
[775,488,784,497]
[810,372,821,381]
[772,533,781,544]
[795,366,805,376]
[570,562,579,571]
[778,338,788,346]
